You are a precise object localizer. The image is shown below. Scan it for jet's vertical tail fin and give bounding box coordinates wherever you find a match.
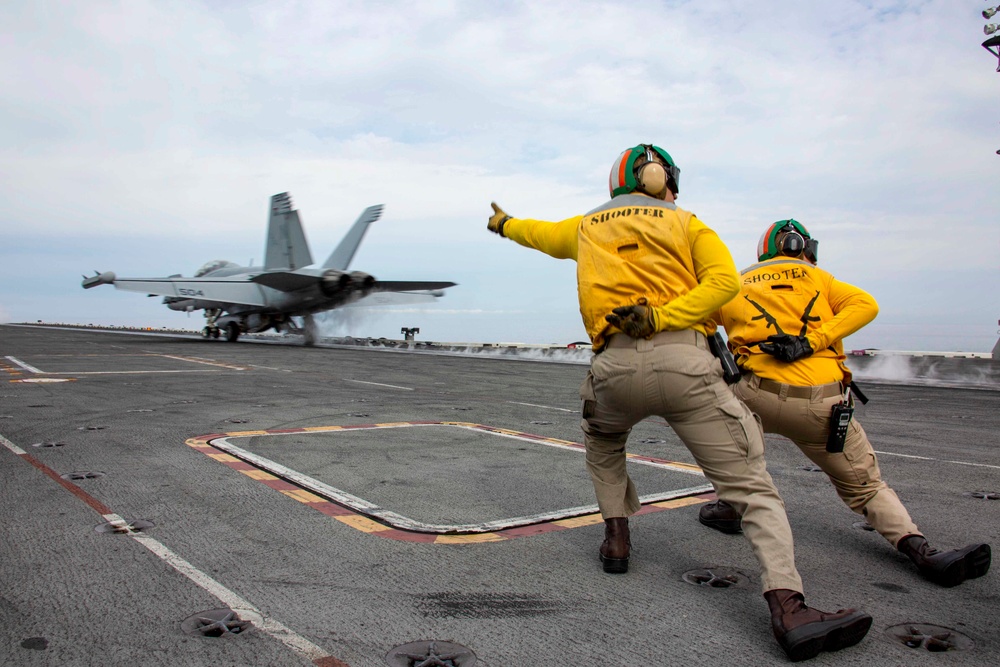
[264,193,313,270]
[321,205,384,270]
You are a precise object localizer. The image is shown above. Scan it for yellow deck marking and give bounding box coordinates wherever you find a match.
[188,422,713,543]
[280,489,326,504]
[337,515,392,533]
[553,515,605,529]
[241,469,278,480]
[434,533,506,544]
[649,496,708,509]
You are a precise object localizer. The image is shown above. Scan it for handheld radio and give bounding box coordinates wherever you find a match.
[826,388,855,453]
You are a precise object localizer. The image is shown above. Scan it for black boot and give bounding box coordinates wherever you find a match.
[764,589,872,662]
[897,535,991,587]
[698,500,743,534]
[599,517,630,574]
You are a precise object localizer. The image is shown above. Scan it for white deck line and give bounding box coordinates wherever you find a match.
[873,449,1000,470]
[509,401,577,412]
[2,432,338,665]
[344,379,414,390]
[98,512,334,663]
[44,370,221,375]
[152,354,249,371]
[4,356,43,373]
[211,423,711,534]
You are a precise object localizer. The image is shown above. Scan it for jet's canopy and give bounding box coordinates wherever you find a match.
[195,260,237,277]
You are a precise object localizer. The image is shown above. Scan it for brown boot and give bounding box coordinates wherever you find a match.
[598,517,630,574]
[897,535,991,587]
[763,589,872,662]
[698,500,743,534]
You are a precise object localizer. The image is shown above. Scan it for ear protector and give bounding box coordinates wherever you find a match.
[636,146,668,198]
[757,219,820,263]
[609,144,681,198]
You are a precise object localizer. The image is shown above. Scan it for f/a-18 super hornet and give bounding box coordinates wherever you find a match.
[82,193,456,345]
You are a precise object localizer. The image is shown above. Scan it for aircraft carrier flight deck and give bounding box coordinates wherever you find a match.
[1,324,997,666]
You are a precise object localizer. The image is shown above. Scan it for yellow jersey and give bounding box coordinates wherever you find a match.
[717,257,878,386]
[503,194,739,350]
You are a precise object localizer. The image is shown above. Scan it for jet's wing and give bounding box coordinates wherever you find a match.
[82,273,267,307]
[346,291,442,308]
[371,280,457,293]
[344,281,457,308]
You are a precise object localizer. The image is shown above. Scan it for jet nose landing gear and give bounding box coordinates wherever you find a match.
[202,309,224,341]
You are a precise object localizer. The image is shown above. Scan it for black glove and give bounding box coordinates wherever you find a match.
[759,334,813,362]
[605,305,655,338]
[488,202,511,236]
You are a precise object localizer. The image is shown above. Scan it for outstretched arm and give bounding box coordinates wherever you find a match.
[487,202,581,260]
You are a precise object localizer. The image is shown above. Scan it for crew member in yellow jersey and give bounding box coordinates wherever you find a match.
[699,219,992,588]
[487,145,872,662]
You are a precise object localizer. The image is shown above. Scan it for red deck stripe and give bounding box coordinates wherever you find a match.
[18,453,114,516]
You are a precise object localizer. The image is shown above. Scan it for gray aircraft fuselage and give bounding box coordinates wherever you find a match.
[82,193,454,344]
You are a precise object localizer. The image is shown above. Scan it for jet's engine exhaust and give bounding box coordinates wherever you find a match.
[348,271,376,290]
[319,270,352,297]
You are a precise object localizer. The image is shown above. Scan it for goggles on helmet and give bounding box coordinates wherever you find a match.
[757,219,819,263]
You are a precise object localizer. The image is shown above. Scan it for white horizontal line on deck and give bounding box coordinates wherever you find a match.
[874,450,1000,470]
[509,401,576,413]
[344,379,414,391]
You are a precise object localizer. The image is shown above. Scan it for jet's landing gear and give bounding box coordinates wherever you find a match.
[203,309,223,340]
[225,322,241,343]
[303,314,319,347]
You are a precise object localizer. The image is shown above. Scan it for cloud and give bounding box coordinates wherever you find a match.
[1,0,997,349]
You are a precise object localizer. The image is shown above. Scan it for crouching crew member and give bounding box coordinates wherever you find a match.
[701,219,992,588]
[487,145,872,662]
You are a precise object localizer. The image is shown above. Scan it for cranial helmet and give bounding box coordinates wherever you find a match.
[608,144,680,199]
[757,219,819,263]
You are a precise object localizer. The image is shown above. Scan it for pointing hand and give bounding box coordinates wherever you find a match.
[488,202,511,236]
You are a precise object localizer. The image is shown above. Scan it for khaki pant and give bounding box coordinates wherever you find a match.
[735,374,920,547]
[580,330,803,593]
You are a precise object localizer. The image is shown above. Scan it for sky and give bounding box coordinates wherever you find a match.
[2,0,998,352]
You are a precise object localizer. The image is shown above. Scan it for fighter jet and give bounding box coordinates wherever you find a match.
[82,193,456,345]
